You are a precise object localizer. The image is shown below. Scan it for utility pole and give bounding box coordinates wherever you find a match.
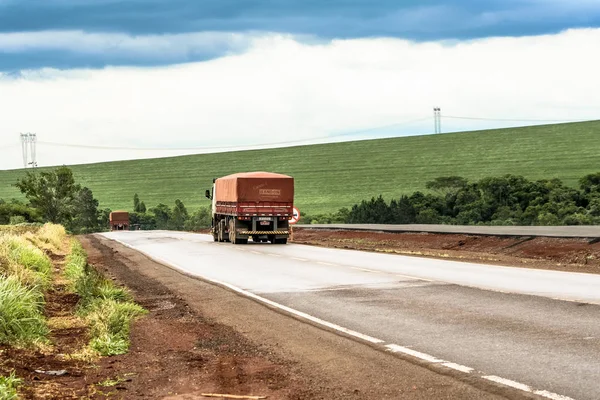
[433,107,442,134]
[20,133,37,168]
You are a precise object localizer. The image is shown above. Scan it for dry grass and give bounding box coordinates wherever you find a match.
[47,316,87,331]
[27,224,67,254]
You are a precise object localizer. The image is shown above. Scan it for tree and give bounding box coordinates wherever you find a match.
[14,166,81,223]
[389,196,416,224]
[133,193,141,212]
[579,172,600,195]
[129,212,156,230]
[99,208,112,230]
[139,201,146,213]
[184,208,211,230]
[170,199,189,230]
[151,204,171,230]
[70,187,100,233]
[0,200,39,225]
[425,176,468,195]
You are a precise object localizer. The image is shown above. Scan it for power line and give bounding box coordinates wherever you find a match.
[21,114,599,153]
[0,143,19,150]
[443,115,592,123]
[36,116,432,152]
[38,137,343,152]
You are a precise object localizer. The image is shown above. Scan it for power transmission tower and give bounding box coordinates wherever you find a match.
[20,133,37,168]
[433,107,442,134]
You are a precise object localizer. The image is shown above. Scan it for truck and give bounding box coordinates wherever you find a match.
[109,211,129,231]
[206,172,294,244]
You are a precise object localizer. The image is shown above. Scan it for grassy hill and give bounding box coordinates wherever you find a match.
[0,121,599,215]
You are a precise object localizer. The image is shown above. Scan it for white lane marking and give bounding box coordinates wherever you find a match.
[102,234,578,400]
[268,254,282,257]
[291,257,308,262]
[534,390,576,400]
[442,362,474,373]
[317,261,338,266]
[251,251,262,255]
[351,267,380,273]
[483,376,532,392]
[395,273,433,282]
[385,344,444,363]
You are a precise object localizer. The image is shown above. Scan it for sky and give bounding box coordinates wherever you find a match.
[0,0,599,169]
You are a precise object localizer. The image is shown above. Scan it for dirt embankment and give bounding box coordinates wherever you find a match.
[292,228,600,274]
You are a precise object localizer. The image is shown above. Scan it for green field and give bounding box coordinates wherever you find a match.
[0,121,599,215]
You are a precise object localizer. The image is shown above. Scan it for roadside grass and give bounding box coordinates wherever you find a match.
[0,235,52,290]
[0,121,598,215]
[0,225,41,236]
[64,240,146,356]
[25,224,67,254]
[0,224,144,397]
[0,276,48,347]
[0,227,56,347]
[0,371,22,400]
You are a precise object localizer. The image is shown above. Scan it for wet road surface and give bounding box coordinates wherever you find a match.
[102,230,600,400]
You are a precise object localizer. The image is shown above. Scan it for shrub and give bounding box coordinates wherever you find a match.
[9,216,26,225]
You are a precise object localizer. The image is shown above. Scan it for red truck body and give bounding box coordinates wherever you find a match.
[214,172,294,218]
[209,172,294,244]
[109,211,129,231]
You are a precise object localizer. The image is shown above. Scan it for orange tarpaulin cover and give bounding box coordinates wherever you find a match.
[215,172,294,203]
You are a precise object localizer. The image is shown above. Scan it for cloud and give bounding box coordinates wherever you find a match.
[0,30,260,70]
[1,1,599,70]
[0,28,599,169]
[0,1,599,45]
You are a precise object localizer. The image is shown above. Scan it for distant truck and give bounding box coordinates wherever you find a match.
[109,211,129,231]
[206,172,294,244]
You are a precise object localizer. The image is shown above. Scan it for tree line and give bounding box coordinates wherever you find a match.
[4,167,600,230]
[0,166,211,233]
[126,196,211,231]
[336,173,600,226]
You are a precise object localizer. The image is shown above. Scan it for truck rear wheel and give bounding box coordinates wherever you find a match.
[275,238,288,244]
[218,220,228,242]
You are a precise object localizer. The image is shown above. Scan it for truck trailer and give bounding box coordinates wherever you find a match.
[109,211,129,231]
[206,172,294,244]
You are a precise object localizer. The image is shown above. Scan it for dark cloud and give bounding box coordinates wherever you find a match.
[1,0,598,38]
[0,0,599,71]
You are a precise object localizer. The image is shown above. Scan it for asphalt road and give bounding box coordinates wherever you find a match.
[102,231,600,400]
[297,224,600,238]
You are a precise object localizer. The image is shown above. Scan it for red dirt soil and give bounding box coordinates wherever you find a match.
[291,228,600,274]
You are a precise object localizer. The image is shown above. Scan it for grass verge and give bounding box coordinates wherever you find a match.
[0,225,57,347]
[64,240,146,356]
[0,276,48,347]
